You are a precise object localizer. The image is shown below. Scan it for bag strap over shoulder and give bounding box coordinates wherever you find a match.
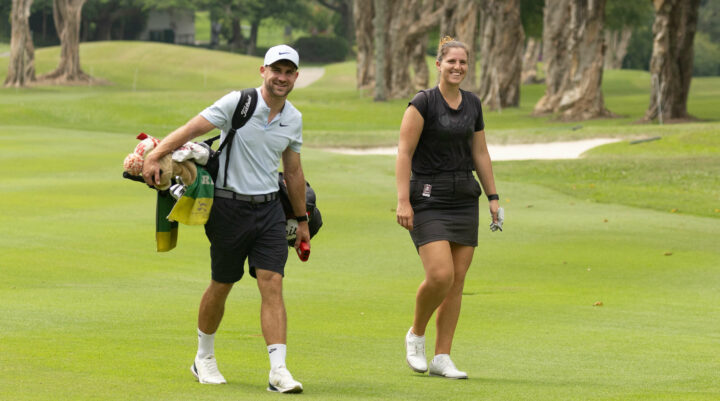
[203,88,259,187]
[203,88,258,151]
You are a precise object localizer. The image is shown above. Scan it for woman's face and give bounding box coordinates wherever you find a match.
[437,47,468,86]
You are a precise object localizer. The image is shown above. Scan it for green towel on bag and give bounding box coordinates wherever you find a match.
[168,166,214,225]
[156,192,178,252]
[155,165,214,252]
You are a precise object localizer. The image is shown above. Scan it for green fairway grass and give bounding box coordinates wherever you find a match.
[1,42,718,400]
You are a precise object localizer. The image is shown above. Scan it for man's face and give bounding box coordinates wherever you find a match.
[261,61,299,99]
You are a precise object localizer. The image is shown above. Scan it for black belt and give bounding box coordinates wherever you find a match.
[214,188,278,203]
[411,171,474,180]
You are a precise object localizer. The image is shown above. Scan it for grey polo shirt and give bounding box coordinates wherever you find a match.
[200,88,303,195]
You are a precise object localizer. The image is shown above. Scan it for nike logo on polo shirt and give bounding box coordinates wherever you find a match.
[279,123,289,127]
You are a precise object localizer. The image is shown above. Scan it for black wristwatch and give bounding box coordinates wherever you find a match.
[295,214,308,222]
[487,194,499,201]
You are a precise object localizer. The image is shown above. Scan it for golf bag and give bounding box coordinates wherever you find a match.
[278,172,323,246]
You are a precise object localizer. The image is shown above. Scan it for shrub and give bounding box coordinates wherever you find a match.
[293,36,349,63]
[693,32,720,77]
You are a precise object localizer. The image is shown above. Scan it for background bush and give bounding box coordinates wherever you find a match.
[293,35,349,63]
[693,32,720,76]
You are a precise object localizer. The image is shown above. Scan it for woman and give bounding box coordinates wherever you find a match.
[395,36,500,379]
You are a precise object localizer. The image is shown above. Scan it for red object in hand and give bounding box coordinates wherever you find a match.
[296,241,310,262]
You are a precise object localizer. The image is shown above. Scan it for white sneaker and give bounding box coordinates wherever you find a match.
[429,354,468,379]
[405,327,428,373]
[191,354,227,384]
[267,365,303,393]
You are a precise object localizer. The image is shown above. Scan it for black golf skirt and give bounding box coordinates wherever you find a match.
[409,171,482,248]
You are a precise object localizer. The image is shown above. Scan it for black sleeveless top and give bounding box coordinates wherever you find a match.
[408,87,485,175]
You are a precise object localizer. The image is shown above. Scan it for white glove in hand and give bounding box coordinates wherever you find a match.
[490,207,504,232]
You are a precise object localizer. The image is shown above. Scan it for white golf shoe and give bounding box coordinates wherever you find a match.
[405,327,428,373]
[191,354,227,384]
[267,365,303,393]
[428,354,468,379]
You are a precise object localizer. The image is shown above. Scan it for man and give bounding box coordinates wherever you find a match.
[142,44,310,393]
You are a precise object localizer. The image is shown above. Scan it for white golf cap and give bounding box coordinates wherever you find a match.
[264,44,299,68]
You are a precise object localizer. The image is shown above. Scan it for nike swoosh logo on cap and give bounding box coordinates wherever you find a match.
[279,52,290,55]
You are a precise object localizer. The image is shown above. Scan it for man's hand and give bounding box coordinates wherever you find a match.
[142,153,162,187]
[294,220,310,250]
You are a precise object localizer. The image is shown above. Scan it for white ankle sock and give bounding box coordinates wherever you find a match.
[267,344,287,370]
[197,328,215,359]
[409,329,424,339]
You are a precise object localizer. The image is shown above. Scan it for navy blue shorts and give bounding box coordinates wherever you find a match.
[409,171,482,248]
[204,197,288,283]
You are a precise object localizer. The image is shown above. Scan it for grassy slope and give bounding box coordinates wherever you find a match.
[0,42,718,400]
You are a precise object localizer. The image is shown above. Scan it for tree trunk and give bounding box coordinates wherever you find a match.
[41,0,89,83]
[246,20,259,56]
[354,0,375,89]
[478,0,524,110]
[521,37,542,84]
[24,23,36,82]
[556,0,612,120]
[96,14,113,41]
[603,26,632,69]
[440,0,479,91]
[534,0,572,115]
[644,0,700,122]
[373,0,387,101]
[534,0,612,120]
[387,0,446,99]
[411,39,429,91]
[4,0,35,88]
[230,16,243,51]
[317,0,355,44]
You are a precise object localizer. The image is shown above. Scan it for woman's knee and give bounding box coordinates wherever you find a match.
[425,267,454,290]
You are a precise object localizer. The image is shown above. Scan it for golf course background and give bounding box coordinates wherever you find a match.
[1,42,718,400]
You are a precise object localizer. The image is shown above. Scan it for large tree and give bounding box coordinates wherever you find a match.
[385,0,446,99]
[477,0,524,110]
[353,0,374,89]
[81,0,145,41]
[534,0,612,120]
[520,0,544,84]
[372,0,387,101]
[4,0,36,88]
[40,0,89,83]
[316,0,354,44]
[604,0,653,69]
[440,0,479,91]
[643,0,701,122]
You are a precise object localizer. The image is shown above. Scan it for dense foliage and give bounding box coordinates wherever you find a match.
[293,35,349,62]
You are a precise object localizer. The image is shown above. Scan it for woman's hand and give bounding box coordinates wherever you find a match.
[396,200,414,231]
[489,199,500,224]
